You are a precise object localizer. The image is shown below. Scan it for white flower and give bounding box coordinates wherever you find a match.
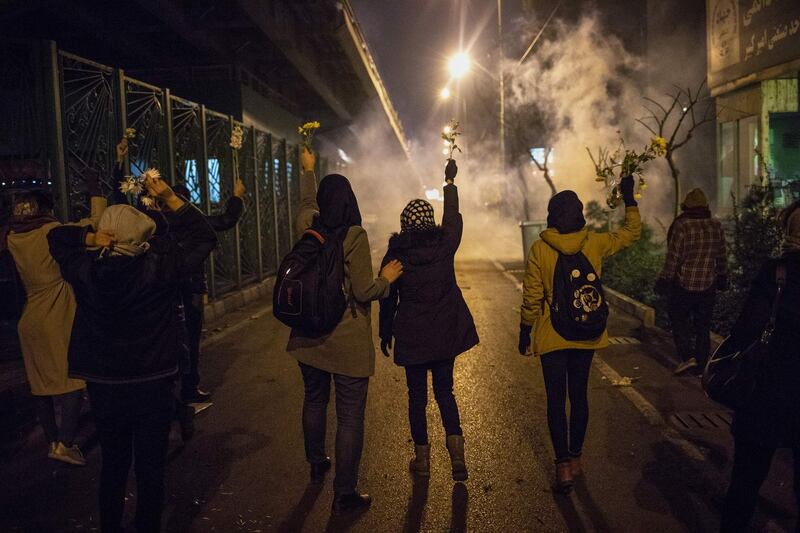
[119,176,144,196]
[140,196,155,208]
[140,168,161,181]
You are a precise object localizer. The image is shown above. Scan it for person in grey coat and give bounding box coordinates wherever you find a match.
[286,147,403,516]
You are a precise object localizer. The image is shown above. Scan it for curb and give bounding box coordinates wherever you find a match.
[204,277,275,324]
[605,287,655,328]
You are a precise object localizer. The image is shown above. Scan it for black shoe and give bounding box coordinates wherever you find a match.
[331,492,371,516]
[310,457,331,485]
[178,404,195,442]
[183,389,212,403]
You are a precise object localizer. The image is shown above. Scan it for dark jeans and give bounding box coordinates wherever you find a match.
[404,358,462,445]
[669,286,715,367]
[721,439,800,532]
[540,349,594,463]
[34,389,84,446]
[181,292,204,396]
[299,363,368,495]
[88,378,175,533]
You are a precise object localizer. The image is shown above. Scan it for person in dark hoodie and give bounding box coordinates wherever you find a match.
[48,175,216,533]
[519,176,641,493]
[379,159,478,482]
[114,137,245,404]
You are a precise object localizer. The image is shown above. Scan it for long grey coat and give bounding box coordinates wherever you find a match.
[285,170,389,378]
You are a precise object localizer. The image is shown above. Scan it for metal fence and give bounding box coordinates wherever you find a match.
[1,41,307,300]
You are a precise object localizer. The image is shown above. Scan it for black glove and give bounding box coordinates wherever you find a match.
[716,275,729,292]
[380,338,392,357]
[620,175,637,207]
[518,324,533,356]
[654,277,672,296]
[445,159,458,183]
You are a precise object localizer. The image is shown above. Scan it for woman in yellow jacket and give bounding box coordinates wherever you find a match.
[518,176,641,493]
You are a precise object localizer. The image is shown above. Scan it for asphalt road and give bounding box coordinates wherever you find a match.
[1,260,796,532]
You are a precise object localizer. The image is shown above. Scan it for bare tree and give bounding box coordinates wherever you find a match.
[530,147,556,196]
[636,80,717,217]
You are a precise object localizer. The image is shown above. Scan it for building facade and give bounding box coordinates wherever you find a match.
[707,0,800,211]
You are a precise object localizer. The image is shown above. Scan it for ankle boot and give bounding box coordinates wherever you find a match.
[409,444,430,477]
[569,455,583,478]
[555,462,574,494]
[446,435,468,481]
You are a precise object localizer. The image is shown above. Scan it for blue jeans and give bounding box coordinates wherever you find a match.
[404,358,462,445]
[298,363,368,495]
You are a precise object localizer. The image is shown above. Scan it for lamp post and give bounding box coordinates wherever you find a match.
[497,0,505,171]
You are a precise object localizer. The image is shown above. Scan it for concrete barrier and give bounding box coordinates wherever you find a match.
[204,277,275,324]
[605,287,655,328]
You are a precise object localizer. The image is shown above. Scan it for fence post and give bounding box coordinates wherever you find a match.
[285,141,293,243]
[270,134,281,270]
[116,69,129,172]
[41,40,68,219]
[229,116,242,290]
[199,104,216,300]
[252,127,264,280]
[164,89,176,186]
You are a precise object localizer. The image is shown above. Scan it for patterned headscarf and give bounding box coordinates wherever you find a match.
[401,199,436,233]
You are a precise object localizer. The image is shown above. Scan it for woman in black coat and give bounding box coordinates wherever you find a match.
[379,159,479,481]
[720,200,800,532]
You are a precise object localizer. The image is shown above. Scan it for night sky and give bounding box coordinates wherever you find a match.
[349,0,526,142]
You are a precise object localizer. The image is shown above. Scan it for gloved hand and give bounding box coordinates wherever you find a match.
[620,175,637,207]
[654,277,672,296]
[716,274,729,292]
[445,159,458,183]
[518,324,533,356]
[380,338,393,357]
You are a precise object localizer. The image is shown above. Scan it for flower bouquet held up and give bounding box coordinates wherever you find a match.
[298,121,321,152]
[586,135,667,209]
[119,167,161,209]
[441,119,462,160]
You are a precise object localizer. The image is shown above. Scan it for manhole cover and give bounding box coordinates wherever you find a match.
[669,411,732,431]
[608,336,641,344]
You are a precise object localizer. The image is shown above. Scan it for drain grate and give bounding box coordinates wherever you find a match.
[608,336,641,345]
[669,411,732,431]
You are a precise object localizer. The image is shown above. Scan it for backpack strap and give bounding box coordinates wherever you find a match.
[762,259,787,343]
[303,229,326,244]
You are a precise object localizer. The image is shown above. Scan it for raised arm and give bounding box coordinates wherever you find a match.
[207,193,244,231]
[441,159,463,251]
[48,225,100,289]
[295,147,320,236]
[595,177,642,258]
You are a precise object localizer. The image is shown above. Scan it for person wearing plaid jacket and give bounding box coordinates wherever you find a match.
[656,188,728,375]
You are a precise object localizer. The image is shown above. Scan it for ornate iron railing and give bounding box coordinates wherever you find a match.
[0,42,311,301]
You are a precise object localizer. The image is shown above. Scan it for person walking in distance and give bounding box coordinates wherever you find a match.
[519,176,641,493]
[655,188,728,376]
[48,174,216,532]
[286,147,403,516]
[379,159,478,482]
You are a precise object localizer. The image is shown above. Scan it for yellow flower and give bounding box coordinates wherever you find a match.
[651,136,667,156]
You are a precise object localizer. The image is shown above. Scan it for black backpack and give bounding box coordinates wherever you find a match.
[549,251,608,341]
[0,247,26,321]
[273,226,347,336]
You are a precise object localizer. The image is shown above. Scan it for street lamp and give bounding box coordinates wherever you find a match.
[439,87,451,100]
[448,53,470,79]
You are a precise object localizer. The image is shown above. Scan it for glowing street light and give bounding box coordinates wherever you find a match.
[448,52,470,79]
[439,87,451,100]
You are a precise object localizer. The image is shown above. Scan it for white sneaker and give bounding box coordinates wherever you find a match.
[48,442,86,466]
[674,357,698,376]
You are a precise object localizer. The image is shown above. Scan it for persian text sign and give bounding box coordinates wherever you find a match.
[707,0,800,91]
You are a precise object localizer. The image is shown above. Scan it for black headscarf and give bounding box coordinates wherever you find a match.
[547,190,585,234]
[316,174,362,231]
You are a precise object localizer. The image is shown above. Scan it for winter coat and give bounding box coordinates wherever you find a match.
[379,184,479,366]
[728,251,800,447]
[286,170,390,378]
[521,206,641,356]
[6,197,107,396]
[48,203,217,384]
